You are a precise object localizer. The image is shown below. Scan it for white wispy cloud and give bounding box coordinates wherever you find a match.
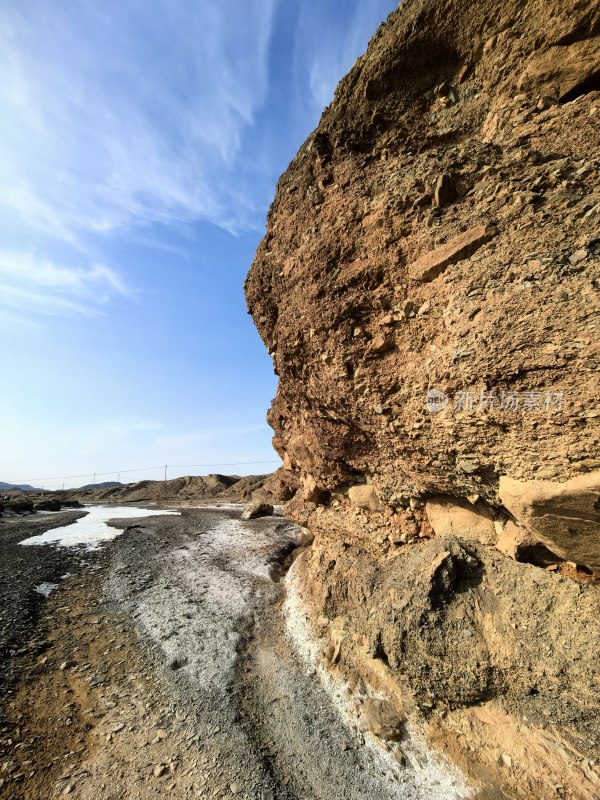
[0,0,276,241]
[295,0,397,111]
[0,251,131,317]
[0,0,277,322]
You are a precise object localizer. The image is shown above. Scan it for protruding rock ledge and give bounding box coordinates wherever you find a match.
[409,223,498,283]
[499,471,600,575]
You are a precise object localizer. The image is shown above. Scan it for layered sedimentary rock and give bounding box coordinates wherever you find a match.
[246,0,600,796]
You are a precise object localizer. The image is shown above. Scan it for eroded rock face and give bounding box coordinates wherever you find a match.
[246,0,600,794]
[291,536,600,798]
[246,0,600,563]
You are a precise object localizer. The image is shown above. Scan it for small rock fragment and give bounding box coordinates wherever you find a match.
[434,173,457,206]
[369,335,394,354]
[569,249,587,265]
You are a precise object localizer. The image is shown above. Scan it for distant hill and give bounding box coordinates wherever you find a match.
[79,481,124,490]
[55,471,297,506]
[0,481,39,492]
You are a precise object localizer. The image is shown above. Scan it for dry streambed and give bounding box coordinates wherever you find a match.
[0,508,469,799]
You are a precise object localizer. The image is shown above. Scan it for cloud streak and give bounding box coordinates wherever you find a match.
[0,251,131,317]
[294,0,396,112]
[0,0,276,241]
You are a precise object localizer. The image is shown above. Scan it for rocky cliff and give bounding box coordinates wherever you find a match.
[246,0,600,796]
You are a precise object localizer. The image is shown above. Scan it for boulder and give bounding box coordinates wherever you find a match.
[425,496,496,544]
[34,499,62,512]
[241,502,274,520]
[496,520,561,567]
[362,698,406,741]
[347,485,384,512]
[369,335,394,355]
[499,472,600,574]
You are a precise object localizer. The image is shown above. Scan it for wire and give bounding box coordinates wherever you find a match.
[8,460,281,485]
[169,461,280,469]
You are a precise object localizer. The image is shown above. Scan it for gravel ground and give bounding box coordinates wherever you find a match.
[0,507,470,800]
[0,510,88,698]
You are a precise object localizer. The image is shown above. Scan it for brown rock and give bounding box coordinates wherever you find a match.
[499,472,600,574]
[409,223,498,283]
[496,520,561,567]
[433,173,456,207]
[362,698,406,740]
[347,484,384,512]
[241,502,274,520]
[369,335,394,354]
[425,496,496,544]
[245,0,600,794]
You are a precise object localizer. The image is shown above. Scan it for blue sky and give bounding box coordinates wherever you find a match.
[0,0,397,489]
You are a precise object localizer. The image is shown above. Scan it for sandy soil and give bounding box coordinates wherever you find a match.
[0,507,468,800]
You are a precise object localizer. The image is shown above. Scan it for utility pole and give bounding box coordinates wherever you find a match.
[164,465,168,482]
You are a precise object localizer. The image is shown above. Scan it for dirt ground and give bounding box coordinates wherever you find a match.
[0,507,469,800]
[0,511,87,700]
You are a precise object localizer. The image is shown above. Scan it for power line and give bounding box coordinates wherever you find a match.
[9,460,281,485]
[169,461,280,469]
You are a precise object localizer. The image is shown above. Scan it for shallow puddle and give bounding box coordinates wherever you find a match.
[19,505,180,548]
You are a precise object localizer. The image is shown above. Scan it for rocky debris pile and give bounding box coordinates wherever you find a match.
[246,0,600,795]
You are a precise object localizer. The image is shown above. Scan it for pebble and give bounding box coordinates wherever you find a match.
[498,753,513,768]
[153,764,167,778]
[569,248,588,265]
[230,782,241,794]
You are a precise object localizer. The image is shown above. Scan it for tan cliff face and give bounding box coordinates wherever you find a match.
[246,0,600,796]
